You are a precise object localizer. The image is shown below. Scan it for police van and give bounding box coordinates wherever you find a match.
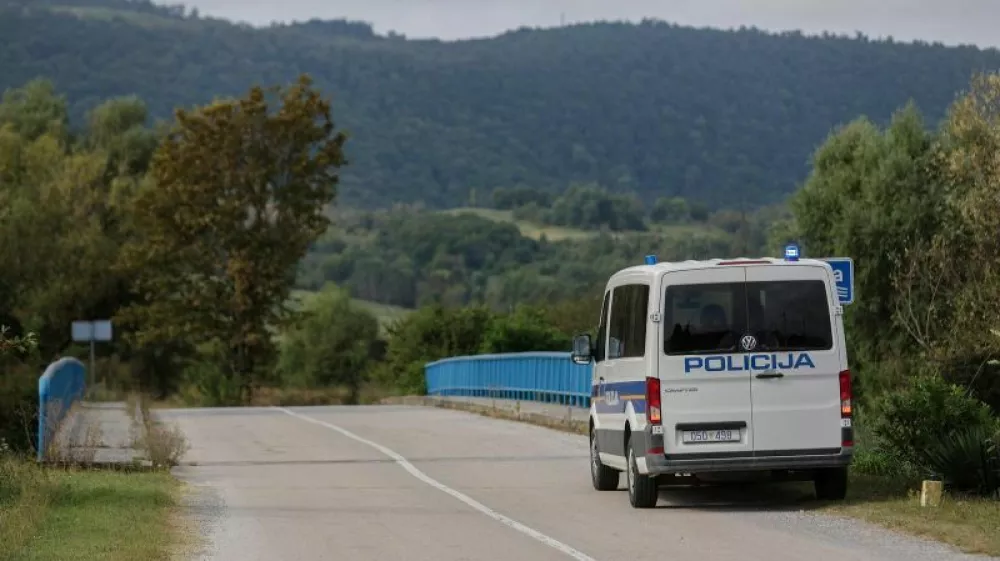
[570,253,853,508]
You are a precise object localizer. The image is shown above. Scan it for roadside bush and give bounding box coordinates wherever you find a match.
[480,306,571,354]
[376,305,495,394]
[918,425,1000,497]
[0,362,40,454]
[277,285,380,404]
[850,406,919,479]
[867,374,999,488]
[175,359,243,407]
[377,303,578,395]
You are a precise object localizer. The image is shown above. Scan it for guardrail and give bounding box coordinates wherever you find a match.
[424,352,592,407]
[37,357,86,461]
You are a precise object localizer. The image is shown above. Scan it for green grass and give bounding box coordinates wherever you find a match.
[0,458,183,561]
[49,6,193,29]
[818,475,1000,557]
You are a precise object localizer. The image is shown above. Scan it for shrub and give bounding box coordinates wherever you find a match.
[0,362,40,454]
[917,425,1000,496]
[176,359,243,407]
[868,374,998,477]
[277,286,380,403]
[480,306,571,354]
[378,305,495,394]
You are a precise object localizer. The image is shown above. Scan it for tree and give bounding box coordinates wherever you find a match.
[118,75,348,403]
[650,197,689,224]
[0,79,68,141]
[277,285,379,404]
[892,73,1000,408]
[790,104,942,395]
[480,305,571,354]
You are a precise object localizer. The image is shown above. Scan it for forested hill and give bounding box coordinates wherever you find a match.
[2,1,999,209]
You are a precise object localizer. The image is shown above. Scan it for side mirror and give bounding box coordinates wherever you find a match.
[571,333,593,365]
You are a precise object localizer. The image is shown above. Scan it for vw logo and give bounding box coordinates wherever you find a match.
[740,335,758,351]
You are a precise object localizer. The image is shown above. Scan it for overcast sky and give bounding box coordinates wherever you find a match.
[178,0,999,48]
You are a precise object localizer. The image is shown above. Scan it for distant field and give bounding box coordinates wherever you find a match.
[442,208,595,241]
[442,207,728,242]
[50,6,191,28]
[288,290,412,334]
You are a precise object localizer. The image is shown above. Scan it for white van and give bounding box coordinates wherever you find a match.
[571,255,853,508]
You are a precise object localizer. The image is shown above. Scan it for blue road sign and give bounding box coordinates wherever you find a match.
[822,258,854,305]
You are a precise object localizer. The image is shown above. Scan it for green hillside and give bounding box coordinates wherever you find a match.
[2,0,999,210]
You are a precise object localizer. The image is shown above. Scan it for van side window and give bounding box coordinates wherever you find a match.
[594,291,610,363]
[609,283,649,359]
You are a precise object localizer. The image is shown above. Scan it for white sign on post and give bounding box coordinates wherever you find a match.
[71,319,113,388]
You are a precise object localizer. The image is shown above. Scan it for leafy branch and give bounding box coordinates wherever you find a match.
[0,325,38,357]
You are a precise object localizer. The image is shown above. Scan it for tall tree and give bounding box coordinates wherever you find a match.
[892,73,1000,407]
[118,75,348,403]
[789,104,943,395]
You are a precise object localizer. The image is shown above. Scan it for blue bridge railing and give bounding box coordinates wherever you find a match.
[424,352,593,408]
[37,357,86,461]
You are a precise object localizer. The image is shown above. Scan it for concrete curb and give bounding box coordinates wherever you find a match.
[380,396,589,436]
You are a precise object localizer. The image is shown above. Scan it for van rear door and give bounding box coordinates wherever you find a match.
[659,267,753,457]
[744,263,843,453]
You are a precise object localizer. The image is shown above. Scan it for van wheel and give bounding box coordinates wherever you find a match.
[590,427,620,491]
[626,437,658,508]
[814,467,848,501]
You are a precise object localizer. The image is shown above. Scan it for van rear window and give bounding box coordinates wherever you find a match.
[664,280,833,355]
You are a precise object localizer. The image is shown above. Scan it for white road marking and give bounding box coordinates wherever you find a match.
[275,407,598,561]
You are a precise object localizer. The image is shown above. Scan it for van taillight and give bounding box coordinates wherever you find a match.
[839,370,852,417]
[646,377,661,424]
[839,370,853,447]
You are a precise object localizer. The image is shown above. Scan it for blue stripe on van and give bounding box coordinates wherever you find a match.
[591,379,647,414]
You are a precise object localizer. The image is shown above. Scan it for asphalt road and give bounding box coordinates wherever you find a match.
[164,405,992,561]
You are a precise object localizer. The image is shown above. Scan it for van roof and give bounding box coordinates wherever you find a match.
[610,257,833,280]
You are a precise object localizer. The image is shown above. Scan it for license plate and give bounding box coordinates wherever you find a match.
[682,429,741,443]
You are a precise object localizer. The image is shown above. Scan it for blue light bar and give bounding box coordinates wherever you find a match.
[644,254,658,265]
[784,243,800,261]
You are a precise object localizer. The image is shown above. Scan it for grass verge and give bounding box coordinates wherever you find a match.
[0,457,182,561]
[821,475,1000,557]
[384,395,1000,556]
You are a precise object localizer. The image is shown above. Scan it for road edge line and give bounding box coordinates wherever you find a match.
[274,406,598,561]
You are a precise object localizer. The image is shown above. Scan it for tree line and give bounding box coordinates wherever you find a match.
[492,184,711,231]
[294,201,785,311]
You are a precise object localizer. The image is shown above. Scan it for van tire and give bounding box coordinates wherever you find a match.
[626,437,658,508]
[814,467,848,501]
[590,427,620,491]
